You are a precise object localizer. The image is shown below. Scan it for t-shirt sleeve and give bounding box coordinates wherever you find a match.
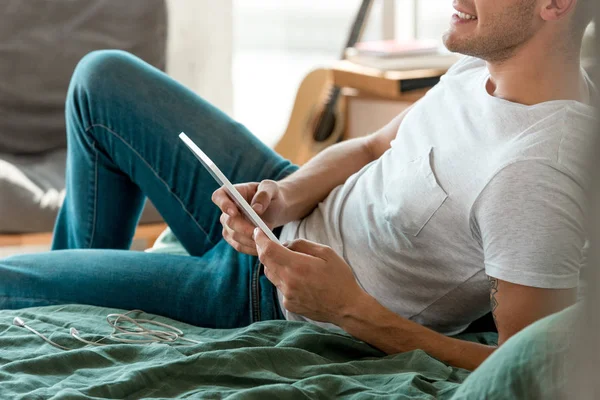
[471,160,587,289]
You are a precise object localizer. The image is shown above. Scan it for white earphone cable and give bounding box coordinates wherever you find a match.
[13,317,72,351]
[12,310,203,350]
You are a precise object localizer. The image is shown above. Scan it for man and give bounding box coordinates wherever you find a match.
[1,0,596,371]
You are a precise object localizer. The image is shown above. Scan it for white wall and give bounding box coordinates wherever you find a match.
[234,0,454,53]
[165,0,234,116]
[162,0,455,120]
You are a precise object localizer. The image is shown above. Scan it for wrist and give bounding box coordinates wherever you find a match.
[334,291,426,356]
[334,289,376,329]
[275,180,299,225]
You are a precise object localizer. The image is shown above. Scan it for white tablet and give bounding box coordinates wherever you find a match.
[179,132,280,244]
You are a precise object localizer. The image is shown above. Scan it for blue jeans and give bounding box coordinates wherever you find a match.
[0,50,298,328]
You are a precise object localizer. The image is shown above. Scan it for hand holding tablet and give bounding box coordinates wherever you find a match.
[179,132,281,244]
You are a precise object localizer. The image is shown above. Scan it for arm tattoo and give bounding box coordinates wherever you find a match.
[488,276,499,326]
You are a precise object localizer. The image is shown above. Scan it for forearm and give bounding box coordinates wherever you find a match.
[277,137,375,223]
[336,292,497,371]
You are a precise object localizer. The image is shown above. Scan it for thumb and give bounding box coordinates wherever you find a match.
[251,180,278,214]
[285,239,331,260]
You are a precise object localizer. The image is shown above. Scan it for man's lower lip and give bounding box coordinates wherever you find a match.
[451,14,477,24]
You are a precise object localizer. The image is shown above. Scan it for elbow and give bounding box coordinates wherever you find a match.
[361,135,381,163]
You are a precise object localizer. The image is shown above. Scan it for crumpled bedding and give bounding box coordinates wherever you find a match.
[0,305,496,399]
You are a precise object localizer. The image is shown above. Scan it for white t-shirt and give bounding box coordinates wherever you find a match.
[279,56,598,335]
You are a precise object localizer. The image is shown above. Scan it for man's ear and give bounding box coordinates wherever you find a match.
[539,0,578,22]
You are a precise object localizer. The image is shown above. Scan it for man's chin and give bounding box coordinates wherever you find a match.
[442,32,463,54]
[442,33,479,58]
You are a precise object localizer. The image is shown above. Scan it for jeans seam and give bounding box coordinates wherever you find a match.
[88,146,99,248]
[84,123,216,246]
[252,259,262,323]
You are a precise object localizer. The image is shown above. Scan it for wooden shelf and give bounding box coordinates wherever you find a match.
[332,60,448,100]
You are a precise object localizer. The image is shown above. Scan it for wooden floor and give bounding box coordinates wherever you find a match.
[0,222,167,252]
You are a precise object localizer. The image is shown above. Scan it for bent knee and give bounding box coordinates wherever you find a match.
[70,50,142,93]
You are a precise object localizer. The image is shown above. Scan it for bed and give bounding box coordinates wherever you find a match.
[5,227,581,399]
[0,304,498,399]
[6,223,585,399]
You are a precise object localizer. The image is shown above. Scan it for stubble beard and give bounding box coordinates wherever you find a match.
[442,1,537,63]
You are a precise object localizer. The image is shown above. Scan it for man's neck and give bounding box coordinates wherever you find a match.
[486,36,586,106]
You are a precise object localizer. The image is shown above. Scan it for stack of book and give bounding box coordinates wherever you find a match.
[345,39,462,71]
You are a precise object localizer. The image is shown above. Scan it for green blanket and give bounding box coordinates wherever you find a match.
[0,305,496,399]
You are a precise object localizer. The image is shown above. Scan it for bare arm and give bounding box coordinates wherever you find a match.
[336,278,576,371]
[277,107,411,224]
[213,106,411,254]
[486,278,576,345]
[254,225,577,371]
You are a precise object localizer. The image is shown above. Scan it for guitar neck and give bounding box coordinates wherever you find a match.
[340,0,375,60]
[313,0,374,143]
[324,86,342,111]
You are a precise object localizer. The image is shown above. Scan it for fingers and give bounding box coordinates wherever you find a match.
[236,244,258,256]
[253,228,291,267]
[254,229,289,289]
[250,180,278,214]
[285,238,334,260]
[212,182,258,217]
[220,213,258,255]
[254,230,326,297]
[226,236,258,256]
[221,219,255,247]
[220,213,255,238]
[222,224,257,255]
[212,188,238,217]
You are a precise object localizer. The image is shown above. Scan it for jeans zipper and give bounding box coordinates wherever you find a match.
[251,260,262,323]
